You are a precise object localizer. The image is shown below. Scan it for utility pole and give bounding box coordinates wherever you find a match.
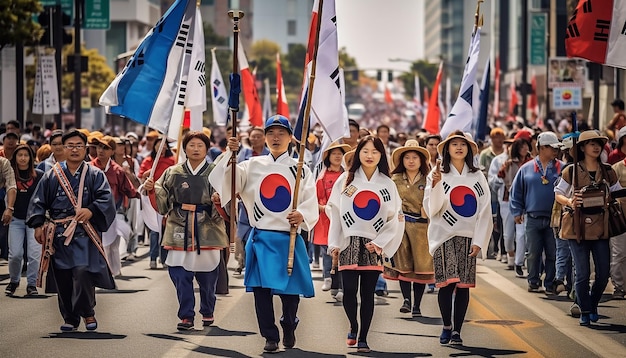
[74,0,83,128]
[521,0,528,123]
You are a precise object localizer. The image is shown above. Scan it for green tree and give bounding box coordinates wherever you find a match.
[0,0,43,50]
[398,60,440,100]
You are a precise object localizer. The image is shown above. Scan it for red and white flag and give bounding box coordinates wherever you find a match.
[423,62,443,134]
[276,53,290,118]
[238,41,263,127]
[565,0,626,68]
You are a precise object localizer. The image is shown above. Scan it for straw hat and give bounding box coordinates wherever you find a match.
[92,136,117,150]
[391,139,430,169]
[343,149,356,167]
[577,130,608,147]
[437,132,479,156]
[323,142,352,162]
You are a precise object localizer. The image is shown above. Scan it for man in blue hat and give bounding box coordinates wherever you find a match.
[209,115,319,353]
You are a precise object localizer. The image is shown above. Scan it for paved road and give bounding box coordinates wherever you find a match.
[1,245,625,357]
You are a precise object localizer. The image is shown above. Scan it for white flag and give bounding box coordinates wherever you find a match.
[184,8,206,132]
[263,77,272,120]
[414,74,422,107]
[33,51,60,115]
[210,48,229,126]
[441,27,481,138]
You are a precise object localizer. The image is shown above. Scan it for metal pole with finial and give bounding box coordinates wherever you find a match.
[227,9,244,246]
[287,0,324,276]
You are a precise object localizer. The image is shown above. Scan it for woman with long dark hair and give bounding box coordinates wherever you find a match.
[424,131,493,345]
[327,135,404,353]
[384,140,435,318]
[5,144,44,296]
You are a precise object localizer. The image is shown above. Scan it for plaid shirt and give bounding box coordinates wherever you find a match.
[0,157,16,191]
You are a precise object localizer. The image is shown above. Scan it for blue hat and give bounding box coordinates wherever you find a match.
[264,115,292,134]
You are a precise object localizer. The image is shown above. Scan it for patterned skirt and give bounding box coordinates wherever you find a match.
[338,236,383,271]
[432,236,476,288]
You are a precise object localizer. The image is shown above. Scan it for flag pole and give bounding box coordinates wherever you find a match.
[288,0,324,276]
[228,9,244,245]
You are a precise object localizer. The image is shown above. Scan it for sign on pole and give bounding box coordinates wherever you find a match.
[33,52,60,115]
[83,0,110,30]
[530,12,546,66]
[552,87,583,110]
[40,0,73,20]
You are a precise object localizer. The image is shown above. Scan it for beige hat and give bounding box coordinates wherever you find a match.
[437,132,479,156]
[323,142,352,162]
[391,139,430,169]
[577,130,608,147]
[343,149,356,168]
[92,135,117,150]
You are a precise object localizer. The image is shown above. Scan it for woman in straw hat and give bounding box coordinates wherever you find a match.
[312,142,351,295]
[424,130,493,345]
[383,140,435,318]
[327,136,404,353]
[554,130,621,326]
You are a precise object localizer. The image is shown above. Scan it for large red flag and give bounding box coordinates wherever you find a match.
[238,41,263,127]
[528,72,538,115]
[276,53,290,118]
[384,85,393,104]
[565,0,626,69]
[423,62,443,134]
[509,77,518,116]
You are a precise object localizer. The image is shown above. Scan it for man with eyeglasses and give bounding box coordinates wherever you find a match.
[37,130,66,172]
[27,129,116,332]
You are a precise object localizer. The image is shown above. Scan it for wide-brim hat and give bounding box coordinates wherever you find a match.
[391,139,430,168]
[323,142,352,162]
[577,130,608,147]
[437,132,479,156]
[92,135,117,150]
[343,149,356,167]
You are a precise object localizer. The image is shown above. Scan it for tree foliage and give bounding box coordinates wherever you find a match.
[398,60,440,99]
[0,0,43,50]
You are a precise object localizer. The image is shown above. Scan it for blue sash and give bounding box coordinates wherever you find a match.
[244,228,314,297]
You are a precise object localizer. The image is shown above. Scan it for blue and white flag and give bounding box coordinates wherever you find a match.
[474,59,490,141]
[99,0,196,136]
[210,48,228,126]
[440,26,481,139]
[184,8,207,133]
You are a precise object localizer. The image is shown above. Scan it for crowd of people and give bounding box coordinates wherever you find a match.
[1,97,626,352]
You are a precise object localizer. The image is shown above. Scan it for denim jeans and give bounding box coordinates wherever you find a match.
[500,201,515,253]
[375,274,387,291]
[149,229,167,262]
[610,232,626,291]
[8,218,41,286]
[554,228,572,285]
[525,215,556,289]
[319,245,332,279]
[568,239,610,313]
[515,221,527,266]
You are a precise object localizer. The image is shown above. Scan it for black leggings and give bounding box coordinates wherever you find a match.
[400,281,426,308]
[341,270,380,343]
[437,283,470,333]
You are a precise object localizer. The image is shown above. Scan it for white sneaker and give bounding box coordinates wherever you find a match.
[321,278,332,291]
[126,253,136,262]
[335,290,343,302]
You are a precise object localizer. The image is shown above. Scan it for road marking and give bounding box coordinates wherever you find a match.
[478,265,626,357]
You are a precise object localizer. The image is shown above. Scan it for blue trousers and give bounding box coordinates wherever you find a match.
[525,216,556,289]
[568,239,610,314]
[168,265,219,320]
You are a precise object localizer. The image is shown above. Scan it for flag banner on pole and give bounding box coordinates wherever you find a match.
[238,41,263,127]
[423,61,443,134]
[295,0,347,143]
[445,76,451,117]
[528,70,538,115]
[99,0,196,135]
[33,50,60,115]
[565,0,626,69]
[414,74,422,107]
[476,59,490,141]
[263,77,272,120]
[509,74,518,116]
[166,7,205,138]
[210,48,229,126]
[494,56,500,117]
[276,53,290,118]
[441,26,481,138]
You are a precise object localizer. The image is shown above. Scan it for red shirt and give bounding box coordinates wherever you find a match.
[312,169,343,246]
[138,155,176,181]
[91,158,139,206]
[608,149,626,165]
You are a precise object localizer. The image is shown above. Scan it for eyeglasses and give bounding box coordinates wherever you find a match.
[64,145,86,150]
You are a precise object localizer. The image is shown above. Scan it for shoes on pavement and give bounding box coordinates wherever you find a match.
[554,280,566,295]
[346,332,357,347]
[612,288,625,300]
[149,260,157,269]
[412,306,422,318]
[282,327,296,349]
[263,340,279,352]
[515,266,526,278]
[26,285,38,296]
[374,289,388,297]
[579,313,590,326]
[439,328,452,345]
[528,283,540,293]
[311,262,320,270]
[590,311,599,322]
[202,316,214,326]
[544,286,555,296]
[330,288,338,297]
[5,282,19,296]
[450,331,463,345]
[125,253,136,261]
[321,278,332,291]
[506,256,515,270]
[84,316,98,331]
[356,342,371,353]
[400,299,411,313]
[60,323,77,332]
[335,290,343,302]
[500,255,508,264]
[427,284,435,293]
[570,303,581,318]
[177,318,194,331]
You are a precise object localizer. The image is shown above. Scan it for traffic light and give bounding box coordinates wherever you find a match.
[387,71,393,82]
[377,70,382,81]
[38,7,53,47]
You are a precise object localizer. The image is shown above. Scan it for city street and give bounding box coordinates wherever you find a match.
[1,245,625,357]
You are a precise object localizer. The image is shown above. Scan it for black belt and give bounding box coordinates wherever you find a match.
[174,203,211,254]
[404,212,428,224]
[527,213,550,219]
